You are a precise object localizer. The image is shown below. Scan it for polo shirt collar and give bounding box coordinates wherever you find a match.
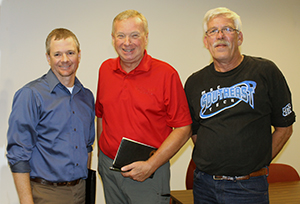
[114,50,152,73]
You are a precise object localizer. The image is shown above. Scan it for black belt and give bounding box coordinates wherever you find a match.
[213,168,268,181]
[30,177,81,186]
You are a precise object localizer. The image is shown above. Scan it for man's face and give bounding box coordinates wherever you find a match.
[203,15,243,64]
[112,17,148,70]
[46,37,81,84]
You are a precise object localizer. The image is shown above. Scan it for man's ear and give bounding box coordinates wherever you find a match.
[78,50,81,63]
[46,53,51,65]
[111,33,115,44]
[237,31,243,46]
[145,32,149,46]
[203,36,209,49]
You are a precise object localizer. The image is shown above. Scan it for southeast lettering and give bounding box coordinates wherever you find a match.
[200,81,256,119]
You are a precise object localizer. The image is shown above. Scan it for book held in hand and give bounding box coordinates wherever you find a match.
[110,137,157,177]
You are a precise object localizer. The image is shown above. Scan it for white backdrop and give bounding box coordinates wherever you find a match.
[1,0,299,203]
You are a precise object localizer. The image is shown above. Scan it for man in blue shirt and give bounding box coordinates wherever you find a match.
[6,28,95,204]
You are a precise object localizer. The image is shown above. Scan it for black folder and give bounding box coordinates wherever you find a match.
[110,137,157,176]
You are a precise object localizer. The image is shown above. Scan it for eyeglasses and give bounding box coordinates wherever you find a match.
[206,26,239,37]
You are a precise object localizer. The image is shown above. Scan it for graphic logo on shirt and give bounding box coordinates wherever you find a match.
[200,81,256,119]
[282,103,292,117]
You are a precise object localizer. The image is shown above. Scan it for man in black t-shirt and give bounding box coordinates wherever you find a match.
[185,7,295,204]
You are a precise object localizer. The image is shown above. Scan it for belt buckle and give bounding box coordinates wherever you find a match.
[213,175,237,181]
[213,175,225,180]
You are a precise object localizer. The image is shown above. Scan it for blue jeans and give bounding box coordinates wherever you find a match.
[193,168,269,204]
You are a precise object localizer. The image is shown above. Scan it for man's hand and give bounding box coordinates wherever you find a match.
[121,124,192,182]
[121,161,153,182]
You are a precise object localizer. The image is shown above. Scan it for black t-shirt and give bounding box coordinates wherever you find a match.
[184,55,295,176]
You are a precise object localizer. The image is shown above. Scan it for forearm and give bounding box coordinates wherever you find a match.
[147,124,192,172]
[272,125,293,159]
[12,172,34,204]
[87,152,91,169]
[191,134,197,144]
[96,117,103,156]
[121,124,191,181]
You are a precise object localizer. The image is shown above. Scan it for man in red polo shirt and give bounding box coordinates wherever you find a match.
[95,10,192,204]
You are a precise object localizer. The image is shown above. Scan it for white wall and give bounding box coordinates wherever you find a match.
[0,0,299,203]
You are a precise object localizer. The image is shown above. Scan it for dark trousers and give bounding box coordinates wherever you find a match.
[193,168,269,204]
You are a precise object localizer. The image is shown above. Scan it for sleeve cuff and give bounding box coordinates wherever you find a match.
[10,161,31,173]
[87,145,93,153]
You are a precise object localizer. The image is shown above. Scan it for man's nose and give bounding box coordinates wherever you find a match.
[216,29,225,38]
[62,53,70,62]
[124,36,131,45]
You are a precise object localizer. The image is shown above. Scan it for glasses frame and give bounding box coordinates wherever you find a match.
[206,26,239,37]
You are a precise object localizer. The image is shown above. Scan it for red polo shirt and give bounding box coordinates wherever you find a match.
[95,51,192,159]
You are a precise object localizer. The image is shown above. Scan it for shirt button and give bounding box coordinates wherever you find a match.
[73,111,75,114]
[75,146,78,149]
[74,128,76,131]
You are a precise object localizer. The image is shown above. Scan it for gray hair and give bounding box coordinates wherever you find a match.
[203,7,242,32]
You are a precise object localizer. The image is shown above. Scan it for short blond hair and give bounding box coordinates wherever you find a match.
[45,28,80,55]
[112,10,149,35]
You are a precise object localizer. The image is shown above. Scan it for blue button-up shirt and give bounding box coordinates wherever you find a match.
[6,69,95,182]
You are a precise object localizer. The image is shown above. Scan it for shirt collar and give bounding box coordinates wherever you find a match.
[46,69,84,93]
[114,50,152,74]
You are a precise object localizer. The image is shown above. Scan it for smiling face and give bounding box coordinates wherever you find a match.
[204,15,243,69]
[46,37,81,87]
[112,17,148,72]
